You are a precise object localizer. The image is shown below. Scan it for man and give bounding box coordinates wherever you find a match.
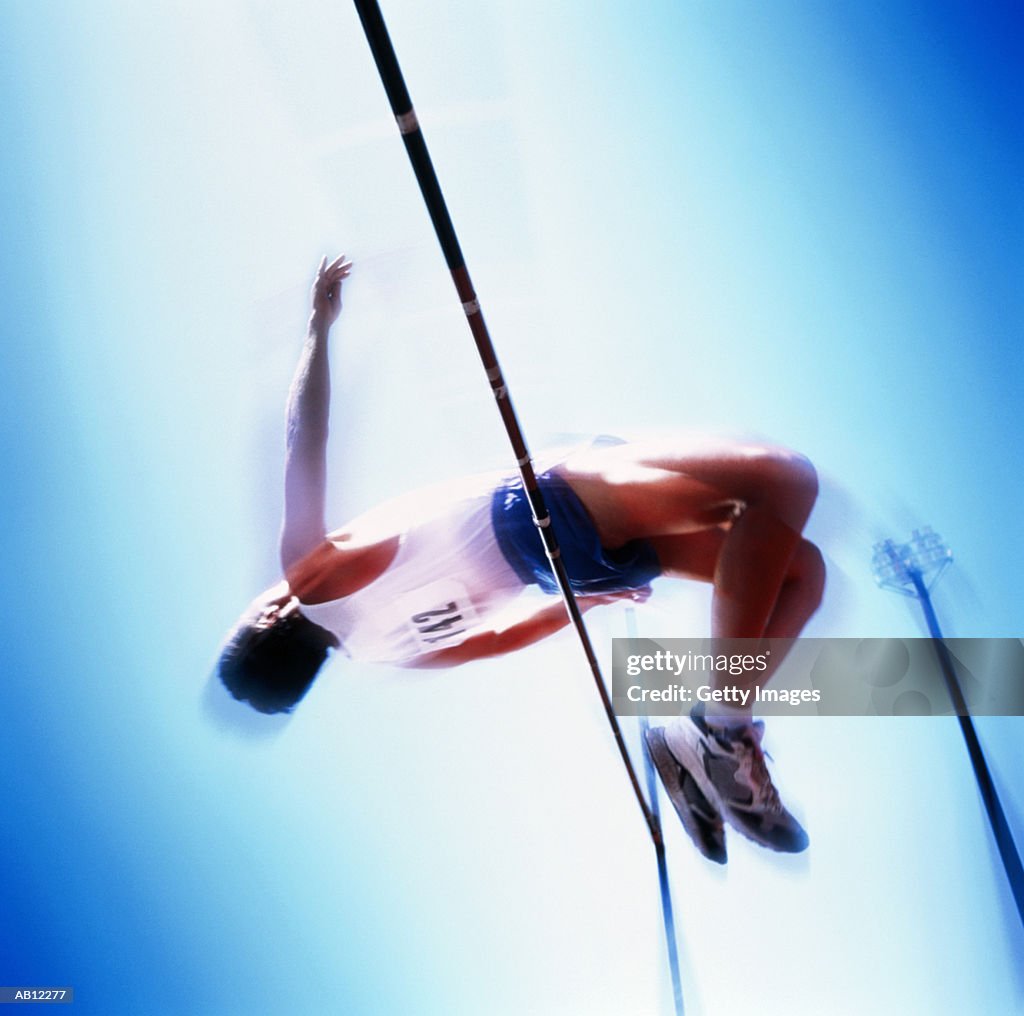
[218,254,825,863]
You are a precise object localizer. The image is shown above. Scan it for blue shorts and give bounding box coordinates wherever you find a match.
[491,472,660,594]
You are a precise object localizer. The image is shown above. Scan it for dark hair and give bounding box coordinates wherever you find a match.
[217,610,335,714]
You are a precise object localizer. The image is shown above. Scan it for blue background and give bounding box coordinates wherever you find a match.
[2,2,1021,1013]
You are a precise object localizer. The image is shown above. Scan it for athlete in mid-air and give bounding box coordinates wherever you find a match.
[218,254,826,863]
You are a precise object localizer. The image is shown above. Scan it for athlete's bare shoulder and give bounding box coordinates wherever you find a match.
[293,467,506,605]
[287,534,400,605]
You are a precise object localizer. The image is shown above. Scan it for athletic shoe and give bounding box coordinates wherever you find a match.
[645,725,728,864]
[662,713,809,853]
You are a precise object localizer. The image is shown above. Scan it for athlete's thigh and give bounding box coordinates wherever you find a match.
[557,436,816,542]
[617,436,815,500]
[648,530,726,583]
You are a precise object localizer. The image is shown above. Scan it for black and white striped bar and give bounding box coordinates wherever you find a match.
[352,0,658,840]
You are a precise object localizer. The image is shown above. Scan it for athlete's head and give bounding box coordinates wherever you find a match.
[217,591,338,714]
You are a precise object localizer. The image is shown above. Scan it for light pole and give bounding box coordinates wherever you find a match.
[873,528,1024,931]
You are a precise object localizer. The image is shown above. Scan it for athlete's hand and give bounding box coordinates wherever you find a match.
[310,254,353,332]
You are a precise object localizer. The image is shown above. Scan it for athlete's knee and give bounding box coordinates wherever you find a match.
[743,446,818,516]
[791,539,826,608]
[767,447,818,498]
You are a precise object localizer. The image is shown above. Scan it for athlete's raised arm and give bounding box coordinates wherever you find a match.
[279,255,352,575]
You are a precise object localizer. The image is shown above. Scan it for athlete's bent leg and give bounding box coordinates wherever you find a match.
[560,440,823,648]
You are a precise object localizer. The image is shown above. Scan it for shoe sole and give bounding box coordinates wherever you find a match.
[644,726,727,864]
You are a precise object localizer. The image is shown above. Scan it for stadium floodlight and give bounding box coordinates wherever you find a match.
[874,529,1023,931]
[871,526,952,598]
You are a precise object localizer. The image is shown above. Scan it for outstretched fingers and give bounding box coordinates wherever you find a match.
[324,256,352,295]
[311,253,354,327]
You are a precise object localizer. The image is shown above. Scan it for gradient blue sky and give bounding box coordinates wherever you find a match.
[2,2,1021,1014]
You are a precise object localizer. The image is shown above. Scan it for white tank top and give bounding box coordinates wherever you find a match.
[297,488,524,665]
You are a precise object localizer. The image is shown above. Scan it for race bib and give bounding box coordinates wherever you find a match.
[396,578,481,652]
